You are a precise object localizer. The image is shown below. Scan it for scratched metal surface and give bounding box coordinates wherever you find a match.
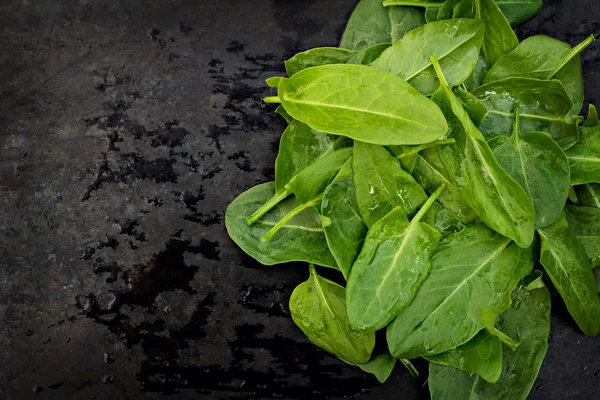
[0,0,599,399]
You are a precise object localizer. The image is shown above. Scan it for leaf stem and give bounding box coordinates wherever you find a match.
[512,104,521,137]
[430,56,448,88]
[263,96,281,104]
[383,0,444,7]
[246,190,290,226]
[411,184,446,225]
[491,327,520,351]
[400,359,419,377]
[548,34,595,79]
[261,198,320,241]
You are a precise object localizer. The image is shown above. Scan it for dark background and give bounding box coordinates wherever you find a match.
[0,0,599,399]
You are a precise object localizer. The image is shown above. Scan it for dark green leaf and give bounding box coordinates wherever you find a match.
[431,59,536,248]
[495,0,543,28]
[321,177,368,279]
[275,104,292,123]
[538,212,600,336]
[425,330,502,383]
[352,141,428,227]
[484,35,595,115]
[387,138,455,173]
[284,47,358,76]
[347,43,392,65]
[566,205,600,268]
[386,223,534,359]
[472,77,579,150]
[340,0,425,51]
[428,283,551,400]
[371,18,484,95]
[492,105,571,228]
[574,183,600,208]
[566,124,600,184]
[277,64,448,145]
[225,182,337,268]
[346,186,444,331]
[290,265,375,364]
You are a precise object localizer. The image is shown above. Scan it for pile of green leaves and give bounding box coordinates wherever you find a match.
[225,0,600,397]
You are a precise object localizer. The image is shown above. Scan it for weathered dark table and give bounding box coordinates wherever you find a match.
[1,1,599,398]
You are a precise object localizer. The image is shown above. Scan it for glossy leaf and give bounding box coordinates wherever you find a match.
[538,212,600,336]
[386,223,534,359]
[247,120,350,225]
[371,18,484,95]
[422,201,467,237]
[340,0,425,51]
[566,205,600,268]
[346,186,444,331]
[289,265,375,365]
[321,177,368,280]
[387,138,455,173]
[285,47,358,76]
[347,43,392,65]
[425,330,502,383]
[358,350,397,383]
[353,141,428,227]
[472,77,579,150]
[566,124,600,184]
[492,105,571,228]
[484,35,595,115]
[226,182,337,268]
[431,58,536,248]
[429,284,551,400]
[277,64,448,145]
[437,0,519,65]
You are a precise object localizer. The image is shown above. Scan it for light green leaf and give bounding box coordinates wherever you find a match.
[285,47,358,76]
[277,64,448,145]
[566,124,600,185]
[565,205,600,269]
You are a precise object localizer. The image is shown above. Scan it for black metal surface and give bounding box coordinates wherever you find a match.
[0,1,599,399]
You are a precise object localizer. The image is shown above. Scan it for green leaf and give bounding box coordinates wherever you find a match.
[247,120,350,225]
[566,124,600,185]
[453,86,488,127]
[262,148,352,240]
[277,64,448,145]
[425,330,502,383]
[436,0,519,66]
[430,58,536,248]
[289,265,375,365]
[422,201,467,237]
[274,104,292,123]
[538,212,600,336]
[492,105,571,229]
[346,186,444,331]
[484,35,595,115]
[462,55,489,91]
[352,142,428,227]
[321,177,368,280]
[284,47,358,76]
[566,204,600,269]
[428,283,551,400]
[346,43,392,65]
[386,223,534,359]
[357,350,397,383]
[411,147,478,225]
[583,104,599,127]
[387,138,455,173]
[371,18,484,96]
[225,182,337,268]
[472,77,579,150]
[340,0,425,51]
[574,183,600,208]
[495,0,543,28]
